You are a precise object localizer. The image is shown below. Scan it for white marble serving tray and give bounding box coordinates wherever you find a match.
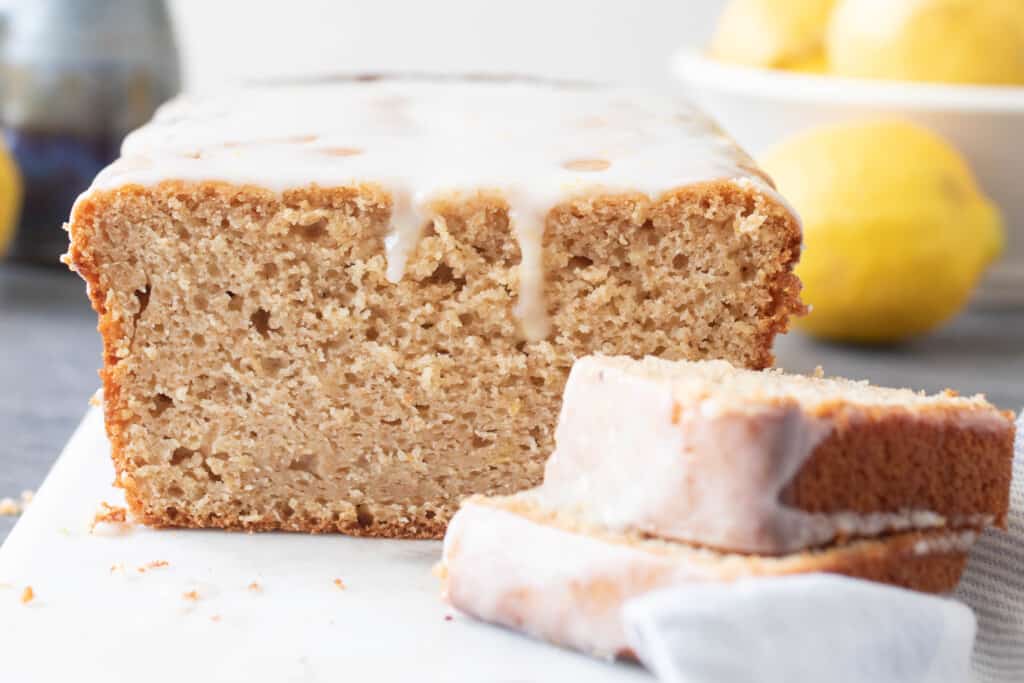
[0,408,647,682]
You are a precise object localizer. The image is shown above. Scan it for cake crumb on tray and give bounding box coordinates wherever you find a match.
[0,497,20,516]
[137,560,169,573]
[91,502,129,532]
[1,490,35,516]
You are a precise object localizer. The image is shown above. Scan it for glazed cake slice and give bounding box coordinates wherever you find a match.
[439,493,976,658]
[541,355,1015,554]
[64,77,804,538]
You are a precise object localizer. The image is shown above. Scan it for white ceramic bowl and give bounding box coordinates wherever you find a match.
[673,51,1024,306]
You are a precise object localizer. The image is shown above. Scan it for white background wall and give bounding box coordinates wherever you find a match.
[168,0,726,91]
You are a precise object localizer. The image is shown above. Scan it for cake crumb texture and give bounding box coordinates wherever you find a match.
[68,179,802,537]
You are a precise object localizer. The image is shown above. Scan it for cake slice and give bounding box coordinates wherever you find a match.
[64,77,804,537]
[439,493,977,658]
[541,355,1014,554]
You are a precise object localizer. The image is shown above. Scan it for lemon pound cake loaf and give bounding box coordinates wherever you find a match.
[542,355,1015,554]
[439,493,977,658]
[65,77,804,537]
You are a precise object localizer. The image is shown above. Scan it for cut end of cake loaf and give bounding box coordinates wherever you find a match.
[440,493,975,658]
[544,355,1015,554]
[66,178,803,537]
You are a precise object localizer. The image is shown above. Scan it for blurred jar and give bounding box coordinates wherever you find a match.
[2,0,180,265]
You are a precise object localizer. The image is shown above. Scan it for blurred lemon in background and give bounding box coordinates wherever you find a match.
[761,121,1004,344]
[709,0,837,70]
[786,53,828,74]
[0,140,23,257]
[828,0,1024,85]
[709,0,1024,86]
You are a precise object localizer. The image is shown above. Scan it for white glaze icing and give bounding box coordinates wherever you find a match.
[540,355,1009,554]
[76,78,783,340]
[440,499,976,657]
[911,530,978,557]
[441,500,721,657]
[583,355,1008,411]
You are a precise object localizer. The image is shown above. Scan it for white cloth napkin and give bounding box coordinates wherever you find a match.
[624,575,976,683]
[953,411,1024,683]
[623,412,1024,683]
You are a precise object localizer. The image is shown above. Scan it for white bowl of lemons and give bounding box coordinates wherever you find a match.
[673,0,1024,323]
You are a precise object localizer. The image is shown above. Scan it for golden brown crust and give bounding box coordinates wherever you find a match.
[67,179,803,537]
[128,503,449,539]
[783,405,1015,530]
[720,182,806,369]
[815,535,969,594]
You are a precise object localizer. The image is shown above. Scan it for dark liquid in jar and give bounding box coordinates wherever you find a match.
[1,0,180,266]
[5,128,120,265]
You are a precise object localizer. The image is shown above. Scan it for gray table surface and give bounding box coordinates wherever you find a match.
[2,262,1023,543]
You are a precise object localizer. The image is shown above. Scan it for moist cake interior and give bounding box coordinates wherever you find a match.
[71,180,801,537]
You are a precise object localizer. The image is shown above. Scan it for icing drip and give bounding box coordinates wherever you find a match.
[384,192,550,340]
[76,78,786,341]
[385,190,550,340]
[383,189,427,283]
[509,203,550,342]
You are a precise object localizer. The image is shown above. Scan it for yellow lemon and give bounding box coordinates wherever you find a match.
[760,121,1003,344]
[787,53,829,74]
[0,139,21,257]
[710,0,837,70]
[828,0,1024,85]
